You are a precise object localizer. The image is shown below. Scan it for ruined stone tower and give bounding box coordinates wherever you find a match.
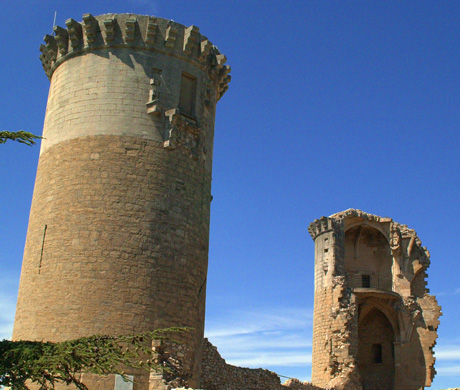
[13,13,230,389]
[309,209,441,390]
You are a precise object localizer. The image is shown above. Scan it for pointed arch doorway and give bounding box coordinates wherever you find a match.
[357,306,395,390]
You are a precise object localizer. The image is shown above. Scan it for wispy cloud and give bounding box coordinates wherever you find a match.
[435,345,460,361]
[434,287,460,296]
[205,306,312,374]
[0,294,16,340]
[427,344,460,380]
[212,333,312,352]
[0,273,19,340]
[228,352,311,368]
[206,307,312,337]
[436,365,460,375]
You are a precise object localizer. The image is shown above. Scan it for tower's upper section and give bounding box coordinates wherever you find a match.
[40,13,231,100]
[308,209,431,297]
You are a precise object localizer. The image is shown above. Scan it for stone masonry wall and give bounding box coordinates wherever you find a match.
[14,135,210,386]
[311,282,360,389]
[200,339,320,390]
[311,287,333,386]
[309,217,360,389]
[201,338,284,390]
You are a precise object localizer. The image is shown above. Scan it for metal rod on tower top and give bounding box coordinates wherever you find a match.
[53,11,57,30]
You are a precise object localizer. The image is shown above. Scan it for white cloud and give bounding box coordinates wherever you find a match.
[228,351,311,368]
[205,306,312,372]
[0,297,15,340]
[211,333,312,352]
[435,345,460,361]
[0,274,18,340]
[436,365,460,375]
[206,307,312,337]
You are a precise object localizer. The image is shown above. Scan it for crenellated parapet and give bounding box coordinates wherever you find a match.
[323,209,431,270]
[328,209,431,285]
[308,216,342,240]
[39,13,231,99]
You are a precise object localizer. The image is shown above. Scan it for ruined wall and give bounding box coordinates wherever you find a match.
[201,338,285,390]
[200,339,319,390]
[309,217,360,389]
[309,209,441,390]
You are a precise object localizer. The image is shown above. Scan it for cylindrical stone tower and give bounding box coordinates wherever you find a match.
[13,13,230,389]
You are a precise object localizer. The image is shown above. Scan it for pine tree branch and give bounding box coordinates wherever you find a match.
[0,131,43,146]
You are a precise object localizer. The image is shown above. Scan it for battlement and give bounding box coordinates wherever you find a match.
[328,208,427,253]
[308,209,391,240]
[39,13,231,99]
[310,208,430,262]
[308,216,336,240]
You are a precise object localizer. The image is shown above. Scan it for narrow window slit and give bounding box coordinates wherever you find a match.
[38,224,47,274]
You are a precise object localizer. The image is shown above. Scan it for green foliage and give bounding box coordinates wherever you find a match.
[0,328,188,390]
[0,131,42,146]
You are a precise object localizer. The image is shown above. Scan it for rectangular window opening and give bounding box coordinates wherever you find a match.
[179,72,197,118]
[361,274,371,288]
[372,343,382,364]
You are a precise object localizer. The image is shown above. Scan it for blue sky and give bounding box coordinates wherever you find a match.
[1,1,460,389]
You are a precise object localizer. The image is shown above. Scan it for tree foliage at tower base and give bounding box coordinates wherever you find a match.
[0,328,188,390]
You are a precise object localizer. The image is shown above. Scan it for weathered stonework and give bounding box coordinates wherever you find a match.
[308,209,442,390]
[13,13,230,390]
[200,339,320,390]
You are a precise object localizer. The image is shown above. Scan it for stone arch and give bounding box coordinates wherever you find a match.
[359,300,400,341]
[358,306,396,390]
[344,219,391,243]
[345,225,393,291]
